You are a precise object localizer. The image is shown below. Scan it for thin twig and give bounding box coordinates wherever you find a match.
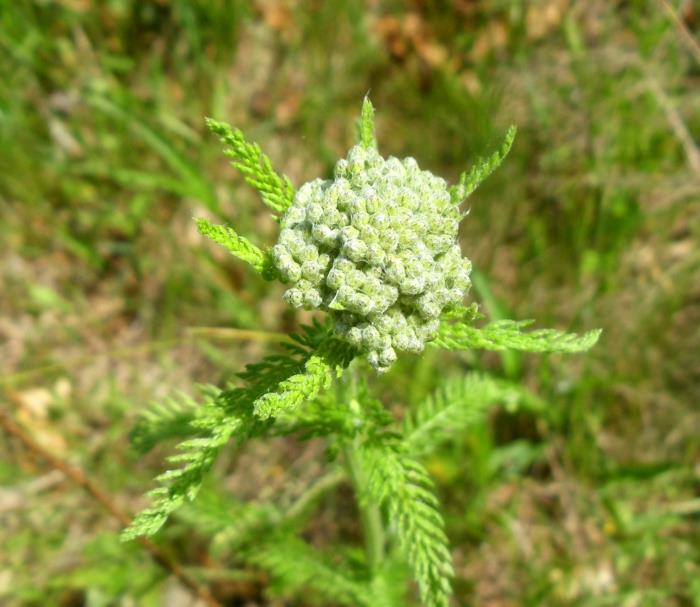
[186,326,290,342]
[0,408,221,607]
[658,0,700,65]
[663,498,700,515]
[645,72,700,175]
[0,327,288,388]
[0,338,182,388]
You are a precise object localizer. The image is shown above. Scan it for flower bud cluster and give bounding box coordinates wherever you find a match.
[272,144,471,372]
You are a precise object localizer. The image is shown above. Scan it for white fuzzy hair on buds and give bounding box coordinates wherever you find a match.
[272,143,471,372]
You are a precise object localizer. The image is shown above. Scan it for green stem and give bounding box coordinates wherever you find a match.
[283,468,345,522]
[340,369,385,573]
[343,437,385,572]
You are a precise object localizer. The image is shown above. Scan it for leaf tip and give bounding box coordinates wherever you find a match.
[358,95,377,149]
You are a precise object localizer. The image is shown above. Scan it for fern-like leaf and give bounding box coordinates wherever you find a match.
[362,436,453,607]
[272,390,358,439]
[177,486,278,553]
[357,95,377,149]
[206,117,294,214]
[129,390,209,455]
[122,323,349,541]
[449,125,516,203]
[249,534,373,606]
[434,319,601,354]
[121,399,246,541]
[403,374,544,457]
[253,338,357,420]
[195,217,275,276]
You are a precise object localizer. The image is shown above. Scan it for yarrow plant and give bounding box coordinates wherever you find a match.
[124,98,600,607]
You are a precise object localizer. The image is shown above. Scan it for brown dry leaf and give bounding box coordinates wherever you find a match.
[415,40,448,68]
[669,238,694,261]
[526,0,570,40]
[471,20,509,61]
[49,118,83,157]
[167,79,184,104]
[460,69,482,95]
[375,12,447,68]
[0,570,13,597]
[403,12,422,39]
[257,0,291,32]
[12,380,71,456]
[274,90,302,127]
[15,387,52,419]
[88,295,124,321]
[405,12,448,68]
[375,16,407,60]
[61,0,93,11]
[14,412,68,456]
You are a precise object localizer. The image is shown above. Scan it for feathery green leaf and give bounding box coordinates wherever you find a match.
[206,117,295,214]
[272,389,357,439]
[361,436,453,607]
[450,125,516,203]
[121,396,246,541]
[122,322,345,541]
[177,486,279,553]
[253,337,357,419]
[403,374,545,457]
[358,96,377,149]
[249,535,373,606]
[195,217,275,276]
[129,390,206,455]
[433,319,602,354]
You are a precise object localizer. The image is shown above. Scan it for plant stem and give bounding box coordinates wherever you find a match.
[344,437,385,571]
[340,369,385,573]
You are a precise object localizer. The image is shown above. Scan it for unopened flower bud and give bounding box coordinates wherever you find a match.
[283,288,304,308]
[342,239,367,262]
[273,135,472,371]
[379,347,397,367]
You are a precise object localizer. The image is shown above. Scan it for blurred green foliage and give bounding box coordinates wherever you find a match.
[1,0,699,605]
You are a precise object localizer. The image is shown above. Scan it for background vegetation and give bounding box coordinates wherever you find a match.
[1,1,698,605]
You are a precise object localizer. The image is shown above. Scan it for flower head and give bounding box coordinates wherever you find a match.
[272,141,471,372]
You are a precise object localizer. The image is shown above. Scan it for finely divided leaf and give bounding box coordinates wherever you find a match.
[249,534,373,606]
[358,96,377,149]
[450,125,516,203]
[272,391,358,439]
[253,338,357,420]
[434,319,601,354]
[123,323,349,541]
[253,354,337,419]
[362,437,453,607]
[403,374,544,456]
[121,398,243,541]
[206,117,295,214]
[195,217,274,276]
[129,391,205,455]
[177,487,279,552]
